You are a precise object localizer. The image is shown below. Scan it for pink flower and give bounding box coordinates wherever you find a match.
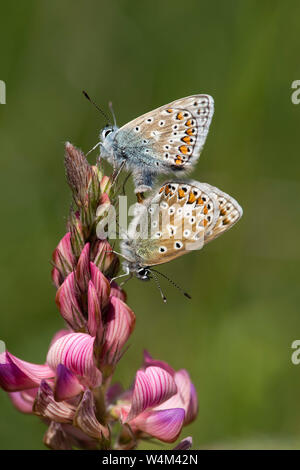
[111,351,198,444]
[0,330,100,405]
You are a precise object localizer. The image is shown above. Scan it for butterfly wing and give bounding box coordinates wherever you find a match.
[114,95,214,171]
[200,183,243,244]
[126,180,242,267]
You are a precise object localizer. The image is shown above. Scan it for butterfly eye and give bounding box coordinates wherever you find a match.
[103,128,113,138]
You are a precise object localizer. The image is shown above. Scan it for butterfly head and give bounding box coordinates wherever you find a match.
[135,266,151,281]
[100,125,118,156]
[122,258,151,281]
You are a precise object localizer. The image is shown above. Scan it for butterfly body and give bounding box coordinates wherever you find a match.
[99,95,214,193]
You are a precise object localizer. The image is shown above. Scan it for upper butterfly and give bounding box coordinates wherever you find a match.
[99,95,214,194]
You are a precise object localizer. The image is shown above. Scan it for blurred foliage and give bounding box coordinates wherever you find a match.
[0,0,300,449]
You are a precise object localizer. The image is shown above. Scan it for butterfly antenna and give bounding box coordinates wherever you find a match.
[150,268,191,299]
[150,271,167,303]
[82,90,111,124]
[109,101,117,126]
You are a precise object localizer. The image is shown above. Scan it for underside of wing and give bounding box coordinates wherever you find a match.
[130,181,219,266]
[117,95,214,171]
[199,183,243,244]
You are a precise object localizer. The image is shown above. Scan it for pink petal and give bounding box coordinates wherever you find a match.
[9,388,37,413]
[90,262,110,309]
[47,333,102,389]
[54,364,84,401]
[110,281,127,302]
[143,350,175,376]
[87,280,102,338]
[52,232,75,288]
[92,240,120,279]
[132,408,185,443]
[126,366,177,422]
[0,351,54,392]
[55,272,86,330]
[33,380,75,423]
[50,329,70,347]
[44,421,74,450]
[100,175,112,194]
[155,369,198,425]
[76,243,91,292]
[173,436,193,450]
[74,390,110,443]
[185,382,198,425]
[101,296,135,368]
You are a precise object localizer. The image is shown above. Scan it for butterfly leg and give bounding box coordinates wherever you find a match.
[110,266,130,284]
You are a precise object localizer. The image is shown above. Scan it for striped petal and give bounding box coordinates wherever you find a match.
[155,369,198,425]
[132,408,185,443]
[76,243,90,293]
[0,351,54,392]
[52,232,75,288]
[46,333,102,389]
[43,421,74,450]
[90,262,110,309]
[110,282,127,303]
[33,380,75,423]
[50,329,70,347]
[143,350,175,376]
[87,280,102,338]
[55,272,86,330]
[74,390,110,443]
[92,240,120,279]
[101,296,136,368]
[54,364,84,401]
[126,366,177,422]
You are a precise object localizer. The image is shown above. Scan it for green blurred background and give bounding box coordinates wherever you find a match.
[0,0,300,450]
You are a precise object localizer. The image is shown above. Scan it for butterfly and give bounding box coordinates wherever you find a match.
[90,93,214,197]
[113,180,243,301]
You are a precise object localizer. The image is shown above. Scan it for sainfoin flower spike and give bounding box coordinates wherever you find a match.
[0,142,198,449]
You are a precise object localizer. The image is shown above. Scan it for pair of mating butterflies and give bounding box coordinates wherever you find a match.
[90,93,243,298]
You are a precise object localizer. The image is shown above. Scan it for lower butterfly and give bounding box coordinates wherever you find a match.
[112,180,243,301]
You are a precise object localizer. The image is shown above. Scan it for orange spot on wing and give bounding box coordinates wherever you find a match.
[159,186,165,194]
[203,219,208,227]
[167,108,173,113]
[176,112,184,120]
[182,136,191,144]
[196,197,204,205]
[203,205,208,215]
[179,145,188,155]
[178,188,185,198]
[165,186,171,195]
[175,155,183,165]
[186,128,194,136]
[186,119,193,126]
[188,192,196,204]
